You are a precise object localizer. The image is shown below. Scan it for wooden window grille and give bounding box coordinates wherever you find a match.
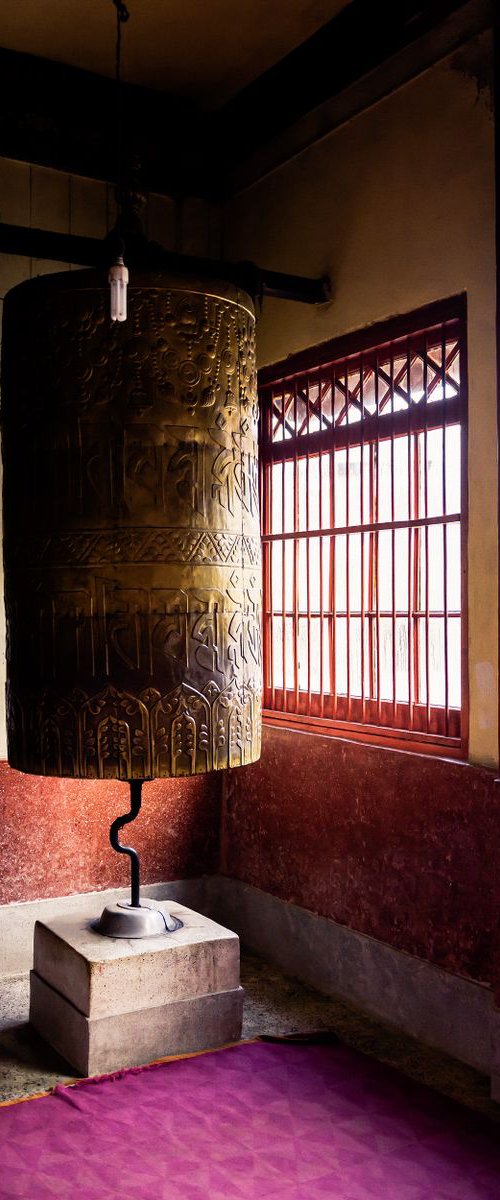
[259,297,467,756]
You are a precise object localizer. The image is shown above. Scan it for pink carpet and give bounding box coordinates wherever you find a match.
[0,1041,499,1199]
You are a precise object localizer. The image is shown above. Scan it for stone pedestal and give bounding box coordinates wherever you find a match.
[30,902,243,1076]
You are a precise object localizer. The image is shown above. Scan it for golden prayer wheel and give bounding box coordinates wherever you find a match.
[1,269,262,780]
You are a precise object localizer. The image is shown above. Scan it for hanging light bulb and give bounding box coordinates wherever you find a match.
[108,254,129,321]
[108,0,130,322]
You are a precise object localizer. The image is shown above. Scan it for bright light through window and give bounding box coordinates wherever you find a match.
[260,301,466,754]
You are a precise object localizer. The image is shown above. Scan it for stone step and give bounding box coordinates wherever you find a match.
[30,969,244,1077]
[33,902,240,1018]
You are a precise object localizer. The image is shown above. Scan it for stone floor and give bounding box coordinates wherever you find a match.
[1,952,499,1121]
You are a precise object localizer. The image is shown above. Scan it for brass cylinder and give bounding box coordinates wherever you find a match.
[1,269,262,778]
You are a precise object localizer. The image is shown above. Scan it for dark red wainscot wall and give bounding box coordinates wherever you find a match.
[221,726,500,986]
[0,762,221,903]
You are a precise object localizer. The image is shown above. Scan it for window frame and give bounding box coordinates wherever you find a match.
[258,295,468,759]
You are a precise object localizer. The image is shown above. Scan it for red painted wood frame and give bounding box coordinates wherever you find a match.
[259,296,468,758]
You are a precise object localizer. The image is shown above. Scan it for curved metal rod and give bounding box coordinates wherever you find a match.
[109,779,143,908]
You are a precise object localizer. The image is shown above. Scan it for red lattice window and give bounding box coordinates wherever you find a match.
[259,298,467,756]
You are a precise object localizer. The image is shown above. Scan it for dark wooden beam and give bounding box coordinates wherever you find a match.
[0,2,491,199]
[227,0,492,193]
[0,47,203,197]
[215,0,488,173]
[0,222,330,305]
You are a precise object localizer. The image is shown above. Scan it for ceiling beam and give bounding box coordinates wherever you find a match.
[226,0,492,194]
[215,0,490,179]
[0,221,330,304]
[0,47,202,197]
[0,1,492,201]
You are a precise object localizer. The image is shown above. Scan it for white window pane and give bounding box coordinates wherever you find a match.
[272,393,284,441]
[445,425,461,514]
[348,446,361,525]
[411,353,424,403]
[285,617,294,688]
[298,457,307,531]
[363,531,371,614]
[334,449,347,527]
[377,440,392,522]
[335,536,347,612]
[363,620,372,699]
[448,618,461,708]
[417,616,427,704]
[309,618,322,693]
[336,618,347,695]
[306,383,321,434]
[321,381,333,429]
[297,539,307,612]
[418,427,445,519]
[309,456,320,529]
[322,537,331,611]
[416,528,426,612]
[428,618,445,706]
[394,528,409,612]
[283,393,294,439]
[297,617,308,691]
[284,540,294,611]
[378,617,393,701]
[349,617,362,697]
[446,523,461,612]
[393,435,410,521]
[428,524,444,611]
[322,617,331,693]
[348,533,362,612]
[284,461,294,532]
[362,444,371,522]
[378,530,392,611]
[320,453,331,527]
[271,541,282,611]
[309,538,321,611]
[272,617,283,688]
[361,368,376,415]
[395,618,409,703]
[271,463,282,533]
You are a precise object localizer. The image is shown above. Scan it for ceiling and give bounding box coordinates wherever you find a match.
[0,1,481,198]
[0,0,351,109]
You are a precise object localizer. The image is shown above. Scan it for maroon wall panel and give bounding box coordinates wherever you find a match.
[0,762,221,903]
[222,726,500,984]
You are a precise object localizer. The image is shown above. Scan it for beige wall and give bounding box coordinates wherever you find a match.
[224,41,497,767]
[0,159,220,762]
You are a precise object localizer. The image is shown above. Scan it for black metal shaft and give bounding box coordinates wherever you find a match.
[109,779,143,908]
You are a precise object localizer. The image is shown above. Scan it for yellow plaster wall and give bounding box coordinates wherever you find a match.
[225,44,497,767]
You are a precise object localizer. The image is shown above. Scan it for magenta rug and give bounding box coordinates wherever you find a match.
[0,1041,499,1199]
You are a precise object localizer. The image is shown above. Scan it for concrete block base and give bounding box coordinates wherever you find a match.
[30,901,243,1075]
[30,971,244,1076]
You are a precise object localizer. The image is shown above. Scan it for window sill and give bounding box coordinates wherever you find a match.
[262,708,465,760]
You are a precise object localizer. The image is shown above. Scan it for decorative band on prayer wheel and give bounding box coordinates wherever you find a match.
[1,269,262,778]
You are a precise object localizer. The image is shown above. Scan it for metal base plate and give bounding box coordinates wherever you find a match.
[93,902,183,939]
